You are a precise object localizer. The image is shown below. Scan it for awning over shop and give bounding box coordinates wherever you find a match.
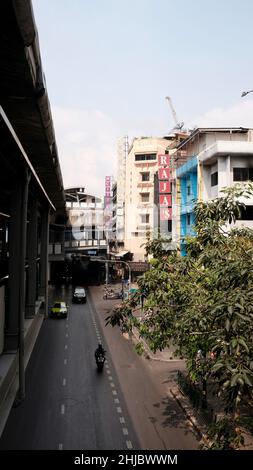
[114,251,129,258]
[128,262,150,272]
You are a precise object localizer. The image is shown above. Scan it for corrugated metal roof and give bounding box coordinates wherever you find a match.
[0,0,65,209]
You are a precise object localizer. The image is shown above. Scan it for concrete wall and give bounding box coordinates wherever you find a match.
[201,155,253,206]
[0,286,5,355]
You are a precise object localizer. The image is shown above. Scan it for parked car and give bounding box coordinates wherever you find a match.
[50,301,68,319]
[72,286,86,303]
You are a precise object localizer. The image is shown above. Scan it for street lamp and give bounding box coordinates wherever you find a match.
[241,90,253,97]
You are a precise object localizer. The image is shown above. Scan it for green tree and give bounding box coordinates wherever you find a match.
[106,182,253,447]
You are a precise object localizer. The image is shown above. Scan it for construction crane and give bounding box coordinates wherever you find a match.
[165,96,184,131]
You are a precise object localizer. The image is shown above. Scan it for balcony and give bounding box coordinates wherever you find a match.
[137,203,153,209]
[198,141,253,164]
[64,239,107,250]
[137,182,153,189]
[136,224,151,231]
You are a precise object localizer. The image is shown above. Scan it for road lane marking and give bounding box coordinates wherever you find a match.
[64,359,67,365]
[62,378,66,386]
[65,345,68,350]
[59,443,63,450]
[87,293,134,451]
[61,404,65,415]
[65,333,69,338]
[87,293,135,451]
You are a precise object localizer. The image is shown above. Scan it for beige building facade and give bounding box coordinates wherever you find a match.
[124,137,170,261]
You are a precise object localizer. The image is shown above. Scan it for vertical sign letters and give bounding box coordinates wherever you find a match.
[158,154,172,220]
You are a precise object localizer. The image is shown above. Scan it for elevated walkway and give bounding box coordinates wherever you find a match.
[0,299,44,437]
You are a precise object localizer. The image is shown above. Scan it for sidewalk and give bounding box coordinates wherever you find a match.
[88,284,253,450]
[0,299,44,438]
[89,284,181,362]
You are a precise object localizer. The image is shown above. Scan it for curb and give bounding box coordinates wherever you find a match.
[169,386,209,446]
[131,327,183,363]
[169,387,253,450]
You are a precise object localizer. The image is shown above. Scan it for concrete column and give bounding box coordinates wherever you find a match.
[6,170,30,402]
[218,155,230,196]
[26,198,38,318]
[5,182,23,351]
[39,206,49,316]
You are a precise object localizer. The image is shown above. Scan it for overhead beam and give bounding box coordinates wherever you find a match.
[0,105,55,211]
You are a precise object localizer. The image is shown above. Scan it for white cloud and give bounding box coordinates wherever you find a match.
[52,106,118,197]
[189,100,253,128]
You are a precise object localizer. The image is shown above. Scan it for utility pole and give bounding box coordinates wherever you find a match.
[105,243,109,285]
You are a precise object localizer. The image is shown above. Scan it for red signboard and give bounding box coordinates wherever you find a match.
[159,194,171,206]
[158,154,170,167]
[159,181,171,193]
[158,168,171,180]
[160,207,172,220]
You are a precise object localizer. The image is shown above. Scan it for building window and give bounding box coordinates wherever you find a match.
[211,172,218,187]
[239,205,253,220]
[140,214,150,224]
[168,220,172,232]
[233,167,253,182]
[140,193,149,202]
[141,172,150,181]
[187,186,191,196]
[135,153,156,161]
[186,214,191,225]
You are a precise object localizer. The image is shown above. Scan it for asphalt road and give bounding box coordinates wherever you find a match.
[0,285,139,450]
[89,286,200,450]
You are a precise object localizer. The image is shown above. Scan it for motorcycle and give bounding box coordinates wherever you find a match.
[96,353,105,372]
[103,291,123,300]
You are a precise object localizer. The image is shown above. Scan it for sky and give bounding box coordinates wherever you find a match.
[32,0,253,197]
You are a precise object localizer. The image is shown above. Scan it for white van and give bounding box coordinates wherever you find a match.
[72,286,86,304]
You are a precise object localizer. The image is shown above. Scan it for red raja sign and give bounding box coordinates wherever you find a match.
[158,168,171,180]
[159,194,172,206]
[160,207,172,220]
[159,181,171,193]
[158,154,170,167]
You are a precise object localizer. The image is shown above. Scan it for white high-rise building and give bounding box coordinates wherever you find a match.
[115,136,128,243]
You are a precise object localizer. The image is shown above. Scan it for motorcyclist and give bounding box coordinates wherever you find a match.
[95,343,106,361]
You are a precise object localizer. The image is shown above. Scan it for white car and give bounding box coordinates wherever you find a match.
[72,286,86,303]
[50,301,68,318]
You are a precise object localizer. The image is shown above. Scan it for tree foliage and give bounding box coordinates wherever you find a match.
[106,182,253,448]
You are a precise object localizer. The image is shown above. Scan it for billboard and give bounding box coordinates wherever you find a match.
[160,207,172,221]
[157,154,173,221]
[104,176,113,233]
